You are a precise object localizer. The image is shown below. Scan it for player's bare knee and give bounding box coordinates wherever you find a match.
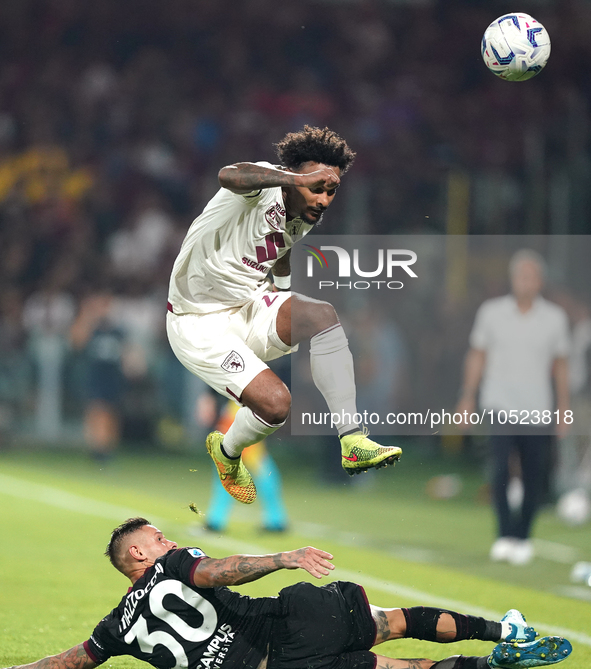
[256,385,291,425]
[290,294,339,340]
[308,300,338,336]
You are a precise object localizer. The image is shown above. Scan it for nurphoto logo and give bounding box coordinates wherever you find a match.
[305,245,418,290]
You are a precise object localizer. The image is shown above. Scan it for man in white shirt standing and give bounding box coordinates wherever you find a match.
[456,249,570,565]
[167,126,401,504]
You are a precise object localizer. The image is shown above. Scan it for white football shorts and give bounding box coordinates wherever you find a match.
[166,290,294,403]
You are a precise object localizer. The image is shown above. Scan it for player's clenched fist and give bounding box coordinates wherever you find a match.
[281,546,335,578]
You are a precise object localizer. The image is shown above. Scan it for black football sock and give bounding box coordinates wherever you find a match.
[403,607,502,642]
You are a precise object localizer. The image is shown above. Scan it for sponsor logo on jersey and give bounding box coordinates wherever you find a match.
[197,624,235,669]
[242,256,268,272]
[264,202,286,230]
[221,351,245,373]
[186,547,206,559]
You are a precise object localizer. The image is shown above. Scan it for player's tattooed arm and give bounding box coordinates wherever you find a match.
[193,553,284,587]
[193,546,334,587]
[218,163,340,195]
[5,644,98,669]
[218,163,301,194]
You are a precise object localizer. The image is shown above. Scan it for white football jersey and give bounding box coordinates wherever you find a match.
[168,162,313,314]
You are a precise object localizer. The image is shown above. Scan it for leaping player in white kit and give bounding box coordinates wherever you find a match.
[166,126,401,504]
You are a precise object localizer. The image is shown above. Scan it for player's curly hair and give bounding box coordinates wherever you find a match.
[275,125,356,174]
[105,517,150,573]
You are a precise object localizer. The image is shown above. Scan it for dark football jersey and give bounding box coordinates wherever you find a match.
[84,548,279,669]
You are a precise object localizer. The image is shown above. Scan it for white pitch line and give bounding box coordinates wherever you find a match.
[0,471,168,528]
[532,538,580,564]
[1,472,590,647]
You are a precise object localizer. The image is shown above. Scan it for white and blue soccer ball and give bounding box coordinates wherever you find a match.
[481,13,551,81]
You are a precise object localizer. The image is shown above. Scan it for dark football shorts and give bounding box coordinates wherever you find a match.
[267,580,377,669]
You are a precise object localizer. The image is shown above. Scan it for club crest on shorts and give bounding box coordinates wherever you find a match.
[221,351,245,373]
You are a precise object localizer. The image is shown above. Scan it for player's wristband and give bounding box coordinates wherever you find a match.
[273,274,291,290]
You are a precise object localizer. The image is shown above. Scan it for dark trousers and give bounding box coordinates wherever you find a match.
[489,431,552,540]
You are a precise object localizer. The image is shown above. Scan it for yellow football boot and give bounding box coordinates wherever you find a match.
[340,429,402,476]
[206,431,257,504]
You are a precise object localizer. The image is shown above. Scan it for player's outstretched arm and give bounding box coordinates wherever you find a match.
[4,644,98,669]
[193,547,334,587]
[218,162,340,195]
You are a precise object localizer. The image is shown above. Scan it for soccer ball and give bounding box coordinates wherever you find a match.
[481,13,551,81]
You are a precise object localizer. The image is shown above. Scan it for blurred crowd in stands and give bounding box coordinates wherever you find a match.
[0,0,590,450]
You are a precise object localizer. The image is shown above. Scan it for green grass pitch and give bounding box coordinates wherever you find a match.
[0,447,590,669]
